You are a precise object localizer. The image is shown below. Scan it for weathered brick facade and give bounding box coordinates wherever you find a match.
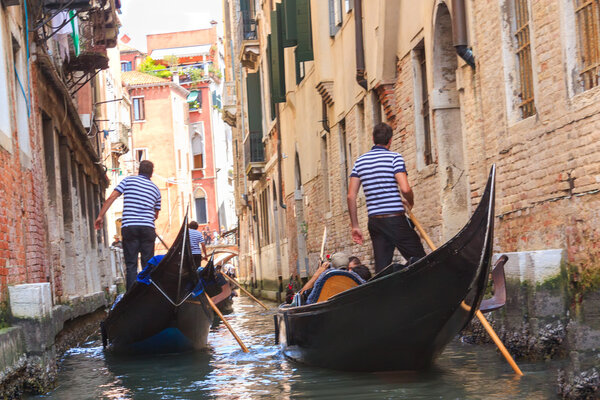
[224,0,600,301]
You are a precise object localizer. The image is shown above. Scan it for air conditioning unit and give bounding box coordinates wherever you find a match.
[43,0,91,10]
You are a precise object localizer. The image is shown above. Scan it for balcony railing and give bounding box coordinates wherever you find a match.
[244,131,265,181]
[245,131,264,162]
[222,81,237,127]
[242,10,257,41]
[237,10,260,69]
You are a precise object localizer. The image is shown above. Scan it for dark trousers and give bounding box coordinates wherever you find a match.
[122,225,156,290]
[192,254,203,268]
[368,215,426,273]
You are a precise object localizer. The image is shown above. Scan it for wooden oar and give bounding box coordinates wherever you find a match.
[157,235,170,251]
[188,296,249,353]
[319,226,327,263]
[221,273,269,311]
[405,208,524,376]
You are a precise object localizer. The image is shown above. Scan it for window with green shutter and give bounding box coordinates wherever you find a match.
[297,0,314,61]
[270,4,286,103]
[246,72,263,136]
[283,0,297,47]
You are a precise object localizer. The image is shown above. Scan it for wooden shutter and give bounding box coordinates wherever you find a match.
[246,72,263,134]
[270,5,286,103]
[283,0,297,47]
[297,0,314,61]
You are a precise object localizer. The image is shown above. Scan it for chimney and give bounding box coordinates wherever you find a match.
[172,71,179,85]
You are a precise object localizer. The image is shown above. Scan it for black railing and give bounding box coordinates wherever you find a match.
[242,10,257,40]
[245,132,264,163]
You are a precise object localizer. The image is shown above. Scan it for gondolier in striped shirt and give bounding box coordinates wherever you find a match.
[188,220,207,267]
[347,123,425,273]
[95,160,162,290]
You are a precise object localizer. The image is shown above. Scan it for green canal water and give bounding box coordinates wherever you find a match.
[32,297,564,399]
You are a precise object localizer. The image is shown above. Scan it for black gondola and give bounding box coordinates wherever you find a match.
[101,217,215,354]
[275,165,498,372]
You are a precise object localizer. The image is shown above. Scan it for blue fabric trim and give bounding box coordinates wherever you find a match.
[136,255,165,285]
[191,267,206,297]
[306,269,365,304]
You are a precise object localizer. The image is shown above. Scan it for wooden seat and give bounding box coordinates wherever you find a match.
[315,275,360,303]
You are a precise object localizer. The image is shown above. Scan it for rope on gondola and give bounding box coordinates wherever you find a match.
[149,279,194,307]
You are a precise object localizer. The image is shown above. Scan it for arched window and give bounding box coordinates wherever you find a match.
[192,126,205,169]
[194,188,208,224]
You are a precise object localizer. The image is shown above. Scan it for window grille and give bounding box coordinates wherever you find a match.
[574,0,600,90]
[514,0,536,118]
[415,44,433,165]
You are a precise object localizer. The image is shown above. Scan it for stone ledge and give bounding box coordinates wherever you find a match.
[494,249,565,285]
[0,327,26,381]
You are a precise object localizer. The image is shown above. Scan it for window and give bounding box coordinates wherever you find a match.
[514,0,536,118]
[574,0,600,90]
[0,25,11,151]
[13,35,30,161]
[258,188,271,245]
[321,134,331,211]
[192,125,205,169]
[132,97,145,121]
[413,41,433,167]
[339,119,349,198]
[134,148,147,162]
[329,0,344,36]
[121,61,132,72]
[195,191,208,224]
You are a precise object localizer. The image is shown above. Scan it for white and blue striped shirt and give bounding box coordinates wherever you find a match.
[350,145,406,216]
[188,229,205,255]
[115,175,161,228]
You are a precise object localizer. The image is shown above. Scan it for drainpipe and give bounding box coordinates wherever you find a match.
[276,106,286,210]
[452,0,475,69]
[354,0,368,90]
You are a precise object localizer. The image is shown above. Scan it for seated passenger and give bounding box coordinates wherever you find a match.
[305,267,365,304]
[350,264,372,281]
[348,256,361,269]
[299,252,350,295]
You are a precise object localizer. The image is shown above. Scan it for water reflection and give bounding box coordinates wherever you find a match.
[32,298,561,399]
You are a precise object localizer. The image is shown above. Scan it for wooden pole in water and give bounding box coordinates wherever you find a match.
[203,294,249,353]
[405,208,524,376]
[222,273,269,310]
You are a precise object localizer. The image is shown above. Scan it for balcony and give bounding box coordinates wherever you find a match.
[244,132,265,181]
[239,10,260,70]
[110,123,130,155]
[222,81,236,127]
[64,3,119,74]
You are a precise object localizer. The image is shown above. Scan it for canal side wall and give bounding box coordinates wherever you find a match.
[0,286,107,397]
[1,1,123,397]
[461,249,600,397]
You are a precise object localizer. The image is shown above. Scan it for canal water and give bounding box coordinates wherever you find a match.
[32,297,564,399]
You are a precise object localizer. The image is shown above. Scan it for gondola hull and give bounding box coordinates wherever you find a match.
[102,218,215,354]
[276,166,497,372]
